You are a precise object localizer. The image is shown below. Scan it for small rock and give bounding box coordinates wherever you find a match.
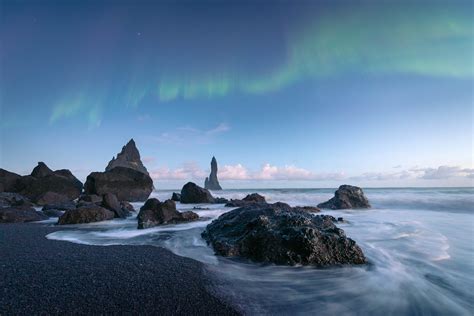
[171,192,181,202]
[318,185,371,209]
[58,205,115,225]
[137,198,199,229]
[180,182,215,204]
[102,193,129,219]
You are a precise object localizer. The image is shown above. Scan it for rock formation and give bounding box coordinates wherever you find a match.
[58,205,115,225]
[137,198,199,229]
[180,182,215,204]
[225,193,266,207]
[101,193,130,219]
[317,185,371,209]
[204,156,222,190]
[84,139,153,202]
[0,169,21,192]
[202,202,367,266]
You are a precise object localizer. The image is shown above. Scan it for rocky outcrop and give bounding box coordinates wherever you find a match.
[84,140,153,202]
[58,205,115,225]
[204,156,222,190]
[180,182,215,204]
[294,206,321,213]
[0,169,21,192]
[0,206,48,223]
[137,198,198,229]
[0,192,32,209]
[36,192,71,206]
[202,202,367,266]
[317,185,371,209]
[102,193,130,219]
[225,193,266,207]
[106,139,148,175]
[171,192,181,202]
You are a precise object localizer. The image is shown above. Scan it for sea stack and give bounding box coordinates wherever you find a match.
[84,139,153,202]
[204,156,222,190]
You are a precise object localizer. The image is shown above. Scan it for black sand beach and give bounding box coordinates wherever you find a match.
[0,223,239,315]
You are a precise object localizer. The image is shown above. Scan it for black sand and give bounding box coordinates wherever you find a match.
[0,223,239,315]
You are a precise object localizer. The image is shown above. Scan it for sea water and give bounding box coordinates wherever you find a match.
[46,188,474,315]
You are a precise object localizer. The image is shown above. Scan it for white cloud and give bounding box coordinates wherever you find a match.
[155,123,230,145]
[150,162,206,180]
[418,166,474,179]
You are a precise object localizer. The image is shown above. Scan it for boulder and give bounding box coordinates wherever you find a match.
[0,206,48,223]
[120,201,135,213]
[180,182,215,204]
[0,168,21,192]
[31,162,54,178]
[137,198,199,229]
[78,194,103,204]
[317,185,371,209]
[41,209,65,218]
[202,202,367,266]
[105,139,149,175]
[102,193,129,219]
[214,197,229,204]
[84,167,153,202]
[42,201,76,212]
[204,156,222,190]
[36,192,71,206]
[225,193,266,207]
[0,192,32,208]
[171,192,181,202]
[58,205,114,225]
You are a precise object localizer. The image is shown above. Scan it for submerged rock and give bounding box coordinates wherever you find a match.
[180,182,215,204]
[202,203,367,266]
[225,193,266,207]
[84,140,153,202]
[204,156,222,190]
[137,198,198,229]
[0,206,48,223]
[318,185,371,209]
[58,205,115,225]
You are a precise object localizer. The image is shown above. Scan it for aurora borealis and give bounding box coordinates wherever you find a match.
[1,0,473,188]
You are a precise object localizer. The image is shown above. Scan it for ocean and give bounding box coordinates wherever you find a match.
[46,187,474,315]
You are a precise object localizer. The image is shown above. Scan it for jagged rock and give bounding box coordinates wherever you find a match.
[0,206,48,223]
[121,201,135,213]
[102,193,129,219]
[14,162,83,203]
[106,139,149,175]
[0,192,32,209]
[84,140,153,202]
[0,169,21,192]
[202,202,367,266]
[317,185,371,209]
[171,192,181,202]
[204,156,222,190]
[58,205,114,225]
[180,182,215,204]
[225,193,266,207]
[36,192,71,206]
[137,198,199,229]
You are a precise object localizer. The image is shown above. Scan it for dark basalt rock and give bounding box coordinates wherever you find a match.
[0,192,32,209]
[318,185,371,209]
[225,193,266,207]
[0,206,48,223]
[180,182,215,204]
[31,162,54,178]
[102,193,130,219]
[106,139,149,175]
[121,201,135,213]
[36,191,71,206]
[58,205,115,225]
[0,169,21,192]
[137,198,199,229]
[41,209,65,218]
[202,203,367,266]
[171,192,181,202]
[204,156,222,190]
[78,194,103,205]
[42,201,76,212]
[294,206,321,213]
[84,167,153,202]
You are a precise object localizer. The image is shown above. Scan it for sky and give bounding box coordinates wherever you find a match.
[1,0,473,189]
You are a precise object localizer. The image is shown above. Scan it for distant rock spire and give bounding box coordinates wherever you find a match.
[204,156,222,190]
[105,139,149,175]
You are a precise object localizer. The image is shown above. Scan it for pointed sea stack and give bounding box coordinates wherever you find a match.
[204,156,222,190]
[84,139,153,202]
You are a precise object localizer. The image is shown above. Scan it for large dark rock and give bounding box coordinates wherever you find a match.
[58,205,115,225]
[180,182,215,204]
[84,167,153,202]
[0,206,48,223]
[204,156,222,190]
[36,192,71,206]
[105,139,149,175]
[0,192,32,208]
[78,194,103,205]
[202,203,367,266]
[102,193,130,219]
[225,193,266,207]
[84,140,153,202]
[317,185,371,209]
[14,162,83,203]
[0,169,21,192]
[171,192,181,202]
[137,198,198,229]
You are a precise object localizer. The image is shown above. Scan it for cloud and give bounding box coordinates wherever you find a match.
[142,156,156,165]
[155,123,230,145]
[417,166,474,180]
[150,162,206,180]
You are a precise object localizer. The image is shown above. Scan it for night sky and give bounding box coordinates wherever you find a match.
[1,0,473,188]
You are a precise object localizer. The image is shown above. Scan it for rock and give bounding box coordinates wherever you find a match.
[202,203,367,266]
[84,140,153,202]
[295,206,321,213]
[337,217,344,222]
[0,206,48,223]
[0,192,32,208]
[14,162,83,203]
[105,139,149,175]
[317,185,371,209]
[78,194,103,204]
[84,167,153,202]
[180,182,215,204]
[42,201,76,212]
[41,209,65,218]
[0,168,21,192]
[225,193,266,207]
[171,192,181,202]
[36,192,71,206]
[58,205,115,225]
[120,201,135,213]
[137,198,199,229]
[102,193,129,219]
[214,197,229,204]
[204,156,222,190]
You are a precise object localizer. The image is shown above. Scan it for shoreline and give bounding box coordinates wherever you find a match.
[0,223,239,315]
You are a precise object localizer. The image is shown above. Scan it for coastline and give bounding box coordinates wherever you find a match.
[0,223,239,315]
